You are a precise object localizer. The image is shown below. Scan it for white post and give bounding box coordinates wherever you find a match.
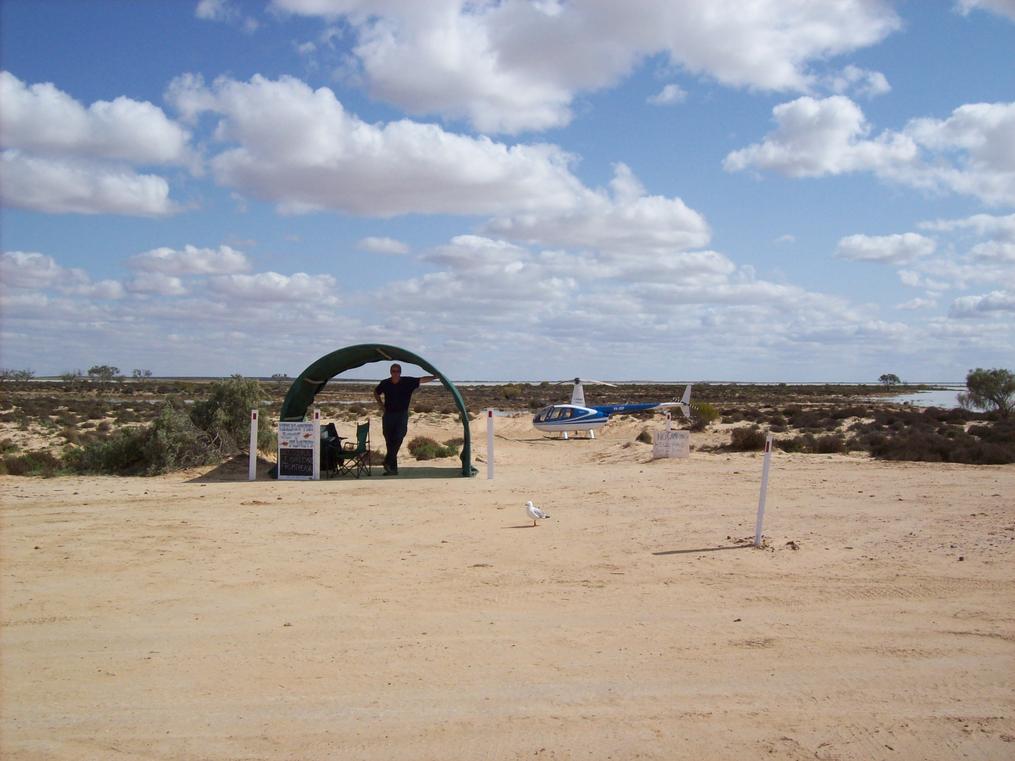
[665,411,672,432]
[312,408,321,481]
[754,432,774,547]
[486,408,494,480]
[248,409,258,481]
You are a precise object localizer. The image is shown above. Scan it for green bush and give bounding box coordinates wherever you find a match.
[407,436,457,460]
[65,404,221,475]
[2,450,62,477]
[690,402,720,432]
[729,426,766,451]
[190,375,274,453]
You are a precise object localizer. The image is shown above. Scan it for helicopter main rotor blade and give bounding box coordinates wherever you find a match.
[551,378,618,387]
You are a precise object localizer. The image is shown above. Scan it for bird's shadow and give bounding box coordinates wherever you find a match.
[504,524,539,529]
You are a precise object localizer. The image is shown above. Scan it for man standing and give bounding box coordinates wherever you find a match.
[374,364,436,475]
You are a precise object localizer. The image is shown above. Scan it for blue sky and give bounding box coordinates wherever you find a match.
[1,0,1013,382]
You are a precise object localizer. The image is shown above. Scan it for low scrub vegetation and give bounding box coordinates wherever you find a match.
[407,436,459,460]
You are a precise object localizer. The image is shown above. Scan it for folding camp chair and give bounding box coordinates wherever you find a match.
[336,421,371,478]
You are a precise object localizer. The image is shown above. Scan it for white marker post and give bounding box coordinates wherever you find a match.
[754,432,774,547]
[312,408,322,481]
[486,408,495,480]
[248,409,258,481]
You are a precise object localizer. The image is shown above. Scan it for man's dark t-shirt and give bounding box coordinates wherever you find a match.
[375,376,421,414]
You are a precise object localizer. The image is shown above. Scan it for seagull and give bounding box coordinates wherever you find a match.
[525,500,550,527]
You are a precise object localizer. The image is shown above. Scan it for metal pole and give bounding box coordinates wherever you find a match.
[486,409,494,479]
[248,409,258,481]
[312,408,321,481]
[754,432,773,547]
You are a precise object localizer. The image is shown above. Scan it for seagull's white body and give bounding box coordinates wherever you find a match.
[526,500,550,526]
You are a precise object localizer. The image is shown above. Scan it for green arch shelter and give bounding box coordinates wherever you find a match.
[280,344,476,476]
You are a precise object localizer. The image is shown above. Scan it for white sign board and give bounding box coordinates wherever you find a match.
[278,421,319,480]
[652,429,689,459]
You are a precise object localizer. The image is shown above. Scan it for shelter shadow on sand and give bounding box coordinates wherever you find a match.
[653,544,752,556]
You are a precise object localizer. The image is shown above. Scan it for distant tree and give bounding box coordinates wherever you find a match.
[132,368,153,380]
[958,368,1015,418]
[60,370,84,382]
[879,373,902,389]
[1,368,35,382]
[88,365,121,381]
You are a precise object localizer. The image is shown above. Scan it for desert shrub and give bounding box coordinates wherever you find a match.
[60,427,81,445]
[729,426,766,451]
[636,428,653,444]
[690,402,720,432]
[0,438,16,454]
[407,436,456,460]
[444,437,464,447]
[776,435,811,453]
[413,402,435,413]
[814,434,846,454]
[2,450,62,477]
[65,404,221,475]
[190,375,274,453]
[97,421,112,432]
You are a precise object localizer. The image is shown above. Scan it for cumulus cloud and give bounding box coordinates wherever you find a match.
[357,236,410,255]
[0,71,191,165]
[897,297,937,310]
[0,72,191,215]
[955,0,1015,21]
[126,272,188,296]
[647,83,686,106]
[836,233,936,264]
[195,0,259,31]
[723,95,916,177]
[270,0,900,133]
[484,163,710,258]
[725,96,1015,206]
[1,250,124,298]
[0,152,178,216]
[128,245,251,275]
[822,65,891,98]
[208,271,338,302]
[950,290,1015,317]
[165,73,589,216]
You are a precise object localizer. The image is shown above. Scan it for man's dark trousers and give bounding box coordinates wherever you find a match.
[382,410,410,472]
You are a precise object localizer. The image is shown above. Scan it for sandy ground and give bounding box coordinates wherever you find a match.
[2,413,1014,761]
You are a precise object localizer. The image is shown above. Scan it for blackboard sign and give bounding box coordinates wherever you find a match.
[278,421,319,480]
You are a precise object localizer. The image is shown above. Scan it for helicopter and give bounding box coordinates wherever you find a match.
[532,378,692,439]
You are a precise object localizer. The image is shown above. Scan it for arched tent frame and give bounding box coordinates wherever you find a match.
[280,344,476,476]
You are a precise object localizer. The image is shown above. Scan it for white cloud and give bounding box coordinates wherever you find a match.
[195,0,259,31]
[836,233,936,264]
[725,96,1015,206]
[823,65,891,98]
[128,244,251,275]
[955,0,1015,22]
[723,96,916,177]
[0,151,178,216]
[0,71,191,165]
[196,0,235,21]
[1,251,69,289]
[897,297,937,310]
[1,250,124,298]
[165,73,592,216]
[647,83,686,106]
[484,163,710,258]
[270,0,900,133]
[208,271,338,302]
[0,72,191,216]
[950,290,1015,317]
[126,272,188,296]
[357,236,410,255]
